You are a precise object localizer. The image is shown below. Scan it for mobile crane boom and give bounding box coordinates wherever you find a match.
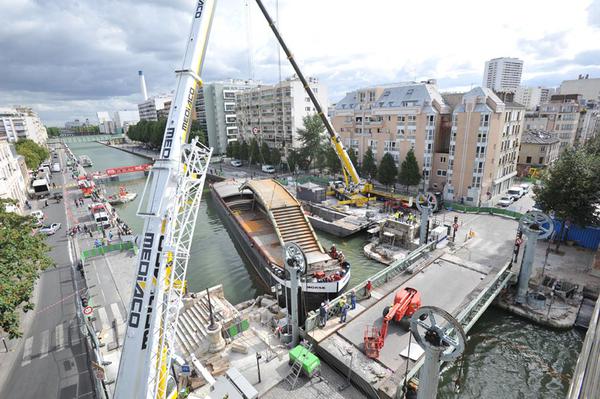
[114,1,216,398]
[254,0,360,188]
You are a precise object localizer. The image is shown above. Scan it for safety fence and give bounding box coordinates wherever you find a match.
[303,240,437,334]
[445,202,523,220]
[81,241,137,262]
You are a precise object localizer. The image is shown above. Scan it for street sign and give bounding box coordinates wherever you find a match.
[252,127,259,134]
[91,361,105,380]
[516,238,523,245]
[181,364,191,377]
[83,306,93,316]
[453,223,459,230]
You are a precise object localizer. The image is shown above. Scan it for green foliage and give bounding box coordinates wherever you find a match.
[249,139,260,165]
[0,200,53,338]
[270,148,282,166]
[533,146,600,227]
[286,149,299,173]
[231,141,240,159]
[188,120,207,145]
[226,142,233,158]
[126,118,169,148]
[239,141,249,161]
[260,142,271,165]
[362,148,377,179]
[15,139,49,170]
[377,153,397,186]
[46,127,60,137]
[325,145,341,174]
[297,114,326,169]
[348,148,360,175]
[398,149,421,191]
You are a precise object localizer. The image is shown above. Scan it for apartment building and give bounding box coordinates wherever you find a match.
[515,86,543,110]
[0,107,48,144]
[483,57,524,93]
[443,87,524,206]
[559,75,600,101]
[113,110,140,133]
[0,139,27,211]
[576,100,600,145]
[195,79,259,154]
[517,130,560,176]
[332,81,449,187]
[525,94,583,151]
[137,95,172,121]
[236,76,328,150]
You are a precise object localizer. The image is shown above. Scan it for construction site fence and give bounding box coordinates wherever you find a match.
[81,241,137,262]
[277,175,330,187]
[303,240,437,334]
[444,202,523,220]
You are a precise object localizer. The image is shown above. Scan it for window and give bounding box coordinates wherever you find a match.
[305,107,311,111]
[480,114,489,127]
[440,156,446,163]
[539,157,544,164]
[305,97,310,102]
[398,116,405,122]
[526,156,532,163]
[436,169,447,176]
[540,146,546,153]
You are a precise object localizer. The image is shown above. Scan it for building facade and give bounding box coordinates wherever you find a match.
[483,57,524,93]
[515,86,543,110]
[113,110,140,133]
[525,94,583,151]
[517,130,560,175]
[195,79,259,154]
[236,76,328,150]
[0,107,48,144]
[576,100,600,145]
[443,87,524,206]
[559,75,600,101]
[0,140,27,211]
[332,81,449,188]
[138,95,172,121]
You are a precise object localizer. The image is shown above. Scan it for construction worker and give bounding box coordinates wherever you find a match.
[319,302,327,327]
[365,280,373,298]
[340,302,350,323]
[349,290,356,310]
[329,244,338,259]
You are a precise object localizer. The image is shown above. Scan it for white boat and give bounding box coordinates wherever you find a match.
[107,186,137,205]
[79,155,93,167]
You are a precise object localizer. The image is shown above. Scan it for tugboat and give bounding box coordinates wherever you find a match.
[211,179,351,308]
[107,186,137,205]
[79,155,93,167]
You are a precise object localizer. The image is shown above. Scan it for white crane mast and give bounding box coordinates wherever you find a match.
[114,1,216,398]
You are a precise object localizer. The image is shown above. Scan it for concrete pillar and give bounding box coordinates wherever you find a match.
[288,267,299,348]
[516,226,540,304]
[417,347,443,399]
[206,322,225,353]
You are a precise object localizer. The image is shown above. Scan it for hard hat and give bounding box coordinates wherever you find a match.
[321,302,325,307]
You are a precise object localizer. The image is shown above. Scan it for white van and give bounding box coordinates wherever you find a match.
[507,186,524,200]
[52,162,61,173]
[520,183,531,194]
[261,164,275,174]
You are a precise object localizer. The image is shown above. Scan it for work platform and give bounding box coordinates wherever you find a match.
[310,252,510,399]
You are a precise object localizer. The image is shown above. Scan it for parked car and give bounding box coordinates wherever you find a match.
[497,196,514,207]
[261,164,276,174]
[507,186,524,200]
[30,210,45,226]
[520,183,531,194]
[39,223,61,235]
[230,159,242,167]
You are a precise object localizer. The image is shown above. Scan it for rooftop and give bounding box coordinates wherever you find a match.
[521,130,560,145]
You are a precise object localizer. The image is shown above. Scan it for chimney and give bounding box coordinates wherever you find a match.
[139,70,148,101]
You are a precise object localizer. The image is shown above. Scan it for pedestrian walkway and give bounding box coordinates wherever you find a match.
[20,319,80,367]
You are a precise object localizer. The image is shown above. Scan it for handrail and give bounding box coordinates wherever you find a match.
[303,240,437,333]
[445,202,523,220]
[81,241,136,262]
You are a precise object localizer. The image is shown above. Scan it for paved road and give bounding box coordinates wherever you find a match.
[1,146,95,399]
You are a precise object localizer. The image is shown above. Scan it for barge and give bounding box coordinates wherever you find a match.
[210,179,351,307]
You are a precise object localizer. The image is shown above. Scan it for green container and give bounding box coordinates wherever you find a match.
[288,345,320,377]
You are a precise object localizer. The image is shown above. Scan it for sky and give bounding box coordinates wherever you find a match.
[1,0,600,126]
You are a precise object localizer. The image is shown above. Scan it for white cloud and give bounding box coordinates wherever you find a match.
[1,0,599,125]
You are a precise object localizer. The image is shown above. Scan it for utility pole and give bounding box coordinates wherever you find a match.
[416,193,437,245]
[284,243,306,348]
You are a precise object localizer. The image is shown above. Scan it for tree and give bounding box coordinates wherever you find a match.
[0,200,53,338]
[226,142,233,158]
[297,114,326,169]
[231,140,240,160]
[188,120,207,145]
[15,139,49,170]
[260,142,271,165]
[398,149,422,192]
[239,140,249,162]
[377,153,398,187]
[249,139,260,165]
[325,145,341,174]
[348,148,360,175]
[534,147,600,245]
[287,149,299,173]
[270,148,282,166]
[46,127,60,137]
[362,148,377,179]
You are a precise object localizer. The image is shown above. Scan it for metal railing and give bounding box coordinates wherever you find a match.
[81,241,137,262]
[445,202,523,220]
[303,240,437,333]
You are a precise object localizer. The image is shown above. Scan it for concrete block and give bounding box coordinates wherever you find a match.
[230,342,248,354]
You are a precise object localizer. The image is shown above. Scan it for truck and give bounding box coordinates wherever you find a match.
[52,162,61,173]
[31,178,50,198]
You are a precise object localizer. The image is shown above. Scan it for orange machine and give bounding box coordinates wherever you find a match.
[364,287,421,358]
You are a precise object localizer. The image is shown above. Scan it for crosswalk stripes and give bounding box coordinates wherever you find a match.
[55,322,66,352]
[21,322,73,367]
[97,307,110,333]
[21,336,33,367]
[110,302,125,324]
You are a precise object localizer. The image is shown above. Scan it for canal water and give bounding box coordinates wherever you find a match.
[69,141,583,398]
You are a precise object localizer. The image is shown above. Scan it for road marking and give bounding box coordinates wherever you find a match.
[39,329,50,359]
[21,336,33,366]
[111,302,125,324]
[98,307,110,331]
[55,322,66,351]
